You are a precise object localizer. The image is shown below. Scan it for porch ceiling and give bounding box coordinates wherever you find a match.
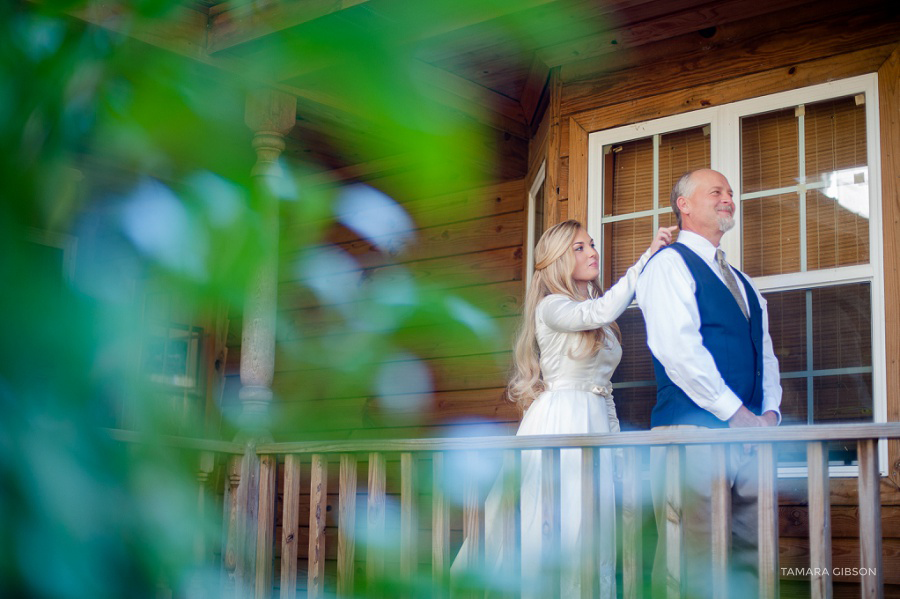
[72,0,896,177]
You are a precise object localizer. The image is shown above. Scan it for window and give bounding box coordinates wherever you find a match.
[588,75,885,473]
[525,160,546,286]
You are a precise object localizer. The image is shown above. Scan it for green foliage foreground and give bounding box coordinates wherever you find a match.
[0,0,605,596]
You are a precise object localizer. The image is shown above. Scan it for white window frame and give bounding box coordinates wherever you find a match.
[525,159,547,287]
[587,74,886,477]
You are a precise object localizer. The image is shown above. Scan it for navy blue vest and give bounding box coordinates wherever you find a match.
[648,243,765,428]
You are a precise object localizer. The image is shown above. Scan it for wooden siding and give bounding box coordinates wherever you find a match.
[224,179,527,439]
[537,6,900,596]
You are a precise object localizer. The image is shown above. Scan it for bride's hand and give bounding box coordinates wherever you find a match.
[649,225,678,254]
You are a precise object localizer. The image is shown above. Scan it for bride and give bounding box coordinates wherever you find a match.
[452,219,674,597]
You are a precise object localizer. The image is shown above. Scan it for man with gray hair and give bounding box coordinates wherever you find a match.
[636,169,783,597]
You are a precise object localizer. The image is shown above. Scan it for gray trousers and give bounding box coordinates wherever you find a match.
[650,425,760,599]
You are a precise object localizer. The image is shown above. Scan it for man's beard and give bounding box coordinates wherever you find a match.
[717,214,735,233]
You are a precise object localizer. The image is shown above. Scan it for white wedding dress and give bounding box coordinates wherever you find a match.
[451,249,651,598]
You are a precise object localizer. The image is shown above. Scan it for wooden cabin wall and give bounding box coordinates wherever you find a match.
[223,175,528,440]
[537,3,900,595]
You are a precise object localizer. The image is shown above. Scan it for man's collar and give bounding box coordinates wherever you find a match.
[677,230,719,261]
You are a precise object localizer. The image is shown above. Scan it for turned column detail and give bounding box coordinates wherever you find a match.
[237,89,296,435]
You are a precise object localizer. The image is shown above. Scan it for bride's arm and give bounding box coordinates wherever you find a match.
[540,227,675,332]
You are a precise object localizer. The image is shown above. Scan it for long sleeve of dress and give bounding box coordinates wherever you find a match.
[539,248,652,332]
[605,395,620,433]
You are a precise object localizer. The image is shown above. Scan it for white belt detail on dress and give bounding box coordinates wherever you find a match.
[544,380,613,398]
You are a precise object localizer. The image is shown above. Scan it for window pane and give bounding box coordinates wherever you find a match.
[608,138,653,215]
[606,216,652,282]
[741,193,801,276]
[813,373,873,424]
[776,377,808,466]
[612,307,655,431]
[805,95,867,181]
[741,107,799,193]
[614,307,654,382]
[812,283,871,370]
[657,126,711,202]
[765,290,807,373]
[806,188,869,270]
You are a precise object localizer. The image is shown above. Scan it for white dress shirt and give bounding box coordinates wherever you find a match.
[635,230,782,422]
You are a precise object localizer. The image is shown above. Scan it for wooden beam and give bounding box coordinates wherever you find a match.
[208,0,370,55]
[409,60,527,138]
[68,0,209,59]
[544,68,562,228]
[561,4,900,117]
[880,45,900,488]
[536,0,817,69]
[567,117,588,227]
[569,43,897,136]
[521,54,550,129]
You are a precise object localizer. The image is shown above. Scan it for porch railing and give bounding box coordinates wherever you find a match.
[111,424,900,598]
[243,423,898,599]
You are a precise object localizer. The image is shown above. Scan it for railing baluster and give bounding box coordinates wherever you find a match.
[858,439,884,599]
[541,448,561,596]
[367,452,386,596]
[757,443,779,599]
[622,447,642,599]
[580,447,597,599]
[807,441,832,599]
[462,452,481,571]
[400,452,417,591]
[337,453,358,598]
[280,454,301,599]
[307,454,328,599]
[223,457,241,598]
[431,452,449,599]
[710,444,730,599]
[664,445,684,599]
[255,454,277,599]
[498,449,519,599]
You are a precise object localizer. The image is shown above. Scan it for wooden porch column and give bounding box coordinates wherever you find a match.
[239,88,296,435]
[232,89,296,599]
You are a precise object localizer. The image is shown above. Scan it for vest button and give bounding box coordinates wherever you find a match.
[757,370,761,376]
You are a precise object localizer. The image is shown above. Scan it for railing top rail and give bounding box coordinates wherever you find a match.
[105,428,246,454]
[255,423,900,455]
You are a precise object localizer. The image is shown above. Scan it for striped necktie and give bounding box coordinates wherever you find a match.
[716,248,749,320]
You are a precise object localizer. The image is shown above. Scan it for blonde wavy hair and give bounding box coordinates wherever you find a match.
[507,220,621,414]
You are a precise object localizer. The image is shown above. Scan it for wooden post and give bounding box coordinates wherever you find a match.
[255,454,277,599]
[580,447,597,599]
[710,444,731,599]
[222,456,241,597]
[878,46,900,490]
[544,68,563,228]
[568,118,589,227]
[461,453,481,572]
[757,444,779,599]
[664,445,684,599]
[541,448,561,596]
[337,454,358,598]
[189,451,215,599]
[431,453,449,599]
[621,447,642,599]
[807,442,832,599]
[237,88,295,437]
[235,89,295,597]
[498,449,519,598]
[279,454,302,599]
[234,443,261,599]
[858,439,884,599]
[400,452,418,590]
[367,452,386,596]
[308,454,328,599]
